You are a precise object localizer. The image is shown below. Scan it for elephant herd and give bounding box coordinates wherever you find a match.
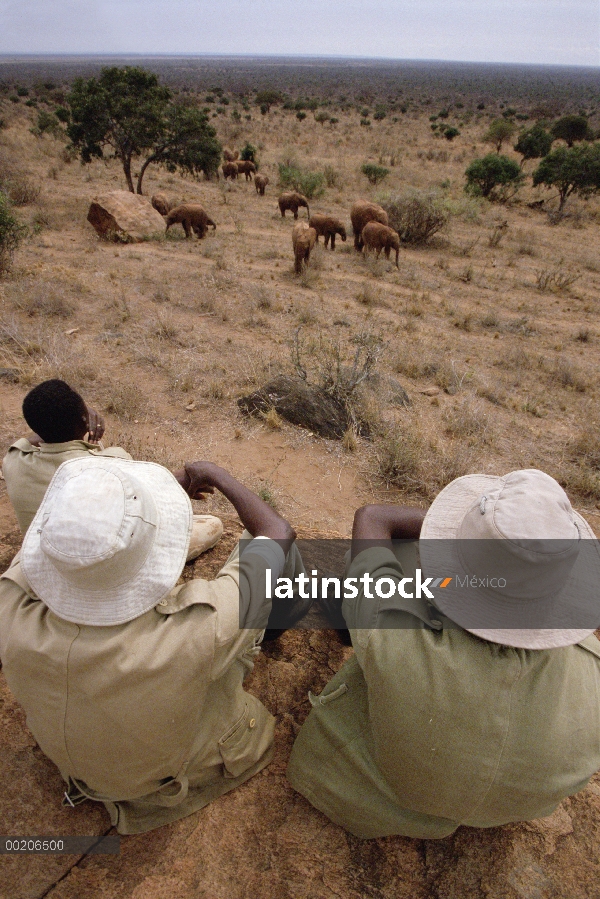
[150,185,400,274]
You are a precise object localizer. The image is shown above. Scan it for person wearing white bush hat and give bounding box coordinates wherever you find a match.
[288,469,600,840]
[0,455,305,834]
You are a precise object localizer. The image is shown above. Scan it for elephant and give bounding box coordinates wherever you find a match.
[222,162,238,180]
[236,160,256,181]
[151,193,182,216]
[361,222,400,268]
[350,200,389,250]
[309,214,347,250]
[254,174,269,195]
[165,204,216,239]
[223,147,239,162]
[292,222,317,274]
[278,191,310,220]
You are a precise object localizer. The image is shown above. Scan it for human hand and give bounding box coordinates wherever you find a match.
[182,461,221,499]
[86,407,105,444]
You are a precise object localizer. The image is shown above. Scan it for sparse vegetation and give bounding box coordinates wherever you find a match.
[361,163,389,185]
[0,192,27,274]
[380,189,448,244]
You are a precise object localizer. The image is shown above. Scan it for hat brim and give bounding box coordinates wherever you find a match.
[420,474,600,649]
[21,457,192,626]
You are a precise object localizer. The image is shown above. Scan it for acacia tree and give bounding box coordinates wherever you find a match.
[551,115,593,148]
[66,66,221,193]
[483,118,517,153]
[514,124,553,167]
[135,104,221,193]
[465,154,524,200]
[532,143,600,215]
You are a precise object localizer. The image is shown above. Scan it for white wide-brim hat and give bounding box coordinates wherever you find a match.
[420,469,600,649]
[21,456,192,626]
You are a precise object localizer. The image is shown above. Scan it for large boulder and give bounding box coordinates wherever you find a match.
[87,190,166,242]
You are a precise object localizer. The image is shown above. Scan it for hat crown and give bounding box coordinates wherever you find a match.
[38,466,158,590]
[485,470,578,545]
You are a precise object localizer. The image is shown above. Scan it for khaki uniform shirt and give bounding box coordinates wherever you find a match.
[287,545,600,839]
[2,438,132,533]
[0,538,303,834]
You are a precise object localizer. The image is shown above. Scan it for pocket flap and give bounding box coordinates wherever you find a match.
[218,699,274,779]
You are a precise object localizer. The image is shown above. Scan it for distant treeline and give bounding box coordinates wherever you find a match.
[0,56,599,115]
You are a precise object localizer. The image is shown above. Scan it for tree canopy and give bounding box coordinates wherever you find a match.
[514,124,553,165]
[465,154,524,200]
[551,115,593,148]
[66,66,221,193]
[532,143,600,214]
[483,119,517,153]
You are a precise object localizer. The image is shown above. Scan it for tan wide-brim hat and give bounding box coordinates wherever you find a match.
[420,469,600,649]
[21,456,193,626]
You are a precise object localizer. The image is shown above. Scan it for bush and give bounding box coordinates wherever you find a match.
[0,192,27,274]
[240,142,257,162]
[32,109,64,138]
[442,126,460,141]
[464,154,524,200]
[380,190,449,245]
[361,163,389,185]
[278,162,325,199]
[296,111,306,121]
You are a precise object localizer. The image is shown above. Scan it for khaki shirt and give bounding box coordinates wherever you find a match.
[287,546,600,839]
[2,438,132,533]
[0,538,304,834]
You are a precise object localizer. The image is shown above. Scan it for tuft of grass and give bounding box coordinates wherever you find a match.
[443,398,492,444]
[13,289,75,319]
[257,481,279,509]
[342,428,358,452]
[105,383,147,421]
[375,425,422,490]
[261,407,283,429]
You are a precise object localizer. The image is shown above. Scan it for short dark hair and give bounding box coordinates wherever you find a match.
[22,379,88,443]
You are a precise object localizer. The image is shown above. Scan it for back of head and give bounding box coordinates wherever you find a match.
[22,379,87,443]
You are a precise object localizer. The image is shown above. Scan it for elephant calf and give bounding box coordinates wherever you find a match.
[222,162,238,180]
[166,204,216,239]
[151,193,182,216]
[309,214,347,250]
[279,191,310,220]
[292,222,317,274]
[237,160,256,181]
[361,222,400,268]
[350,200,389,250]
[255,174,269,195]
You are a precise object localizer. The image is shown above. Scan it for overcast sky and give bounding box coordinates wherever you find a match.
[0,0,598,67]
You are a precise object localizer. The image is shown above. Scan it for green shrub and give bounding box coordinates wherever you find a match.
[278,162,325,199]
[465,154,524,200]
[374,105,387,120]
[483,118,517,152]
[361,163,389,185]
[0,192,27,274]
[360,118,371,127]
[32,110,63,138]
[442,126,460,141]
[296,111,306,121]
[240,142,257,162]
[551,115,593,147]
[380,190,448,244]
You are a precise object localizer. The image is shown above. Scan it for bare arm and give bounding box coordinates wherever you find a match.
[183,461,296,553]
[351,504,427,560]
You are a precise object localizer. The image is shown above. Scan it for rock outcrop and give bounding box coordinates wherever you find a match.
[87,191,166,242]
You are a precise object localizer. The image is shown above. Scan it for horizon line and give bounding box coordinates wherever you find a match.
[0,52,598,71]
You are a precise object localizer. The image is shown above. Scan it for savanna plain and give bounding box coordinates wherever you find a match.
[0,57,599,899]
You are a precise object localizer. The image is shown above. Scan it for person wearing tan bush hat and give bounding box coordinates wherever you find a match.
[0,455,305,834]
[288,469,600,839]
[2,378,223,559]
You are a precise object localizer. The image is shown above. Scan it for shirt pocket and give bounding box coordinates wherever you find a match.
[218,699,274,779]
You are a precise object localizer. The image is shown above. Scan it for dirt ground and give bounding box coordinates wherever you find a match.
[1,65,600,897]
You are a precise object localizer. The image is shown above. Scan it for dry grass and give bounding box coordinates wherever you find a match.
[0,72,599,530]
